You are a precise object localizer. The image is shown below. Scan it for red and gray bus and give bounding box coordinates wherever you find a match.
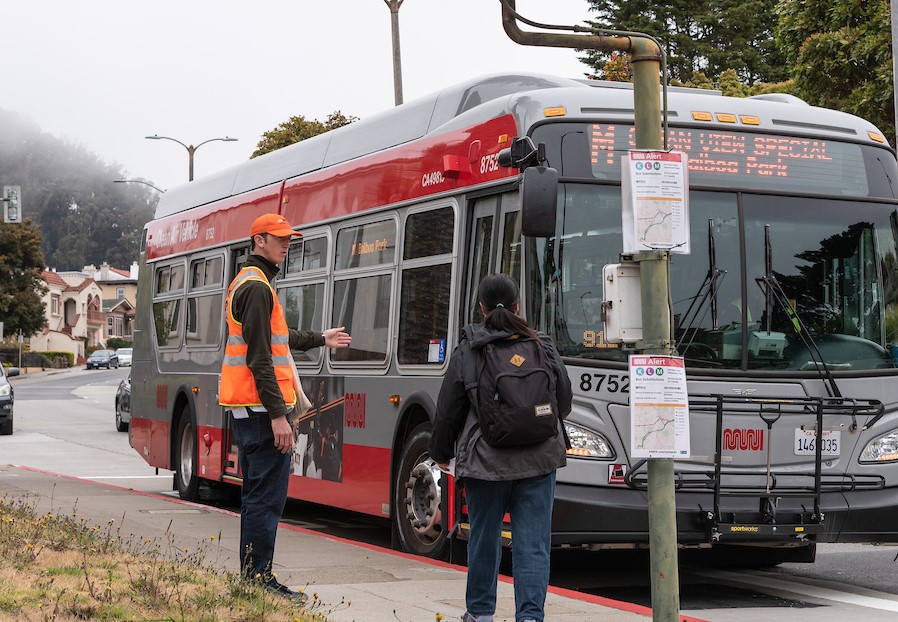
[130,73,898,563]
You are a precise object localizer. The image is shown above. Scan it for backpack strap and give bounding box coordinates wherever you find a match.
[458,324,481,414]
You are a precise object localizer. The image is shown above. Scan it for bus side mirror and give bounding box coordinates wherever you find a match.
[520,165,558,238]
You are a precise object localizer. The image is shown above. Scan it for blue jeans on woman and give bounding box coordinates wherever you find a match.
[463,471,556,622]
[231,411,292,581]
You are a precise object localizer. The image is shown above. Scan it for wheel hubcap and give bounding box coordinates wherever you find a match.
[403,457,442,542]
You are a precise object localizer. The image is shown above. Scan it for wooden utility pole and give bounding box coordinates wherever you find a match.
[384,0,405,105]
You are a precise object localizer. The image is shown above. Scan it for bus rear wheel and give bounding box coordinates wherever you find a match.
[174,411,199,501]
[395,423,448,559]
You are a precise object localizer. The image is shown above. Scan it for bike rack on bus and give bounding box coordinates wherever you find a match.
[625,394,885,543]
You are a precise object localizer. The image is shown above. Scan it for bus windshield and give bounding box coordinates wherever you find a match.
[526,183,898,371]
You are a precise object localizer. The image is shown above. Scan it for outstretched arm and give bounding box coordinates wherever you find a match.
[288,327,351,351]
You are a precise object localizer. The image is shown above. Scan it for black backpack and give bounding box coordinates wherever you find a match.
[468,331,560,448]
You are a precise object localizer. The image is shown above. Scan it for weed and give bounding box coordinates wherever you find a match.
[0,494,339,621]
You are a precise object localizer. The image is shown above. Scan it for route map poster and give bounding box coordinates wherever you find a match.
[622,150,690,254]
[629,354,691,459]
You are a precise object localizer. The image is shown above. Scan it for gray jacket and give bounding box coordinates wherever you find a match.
[428,323,573,481]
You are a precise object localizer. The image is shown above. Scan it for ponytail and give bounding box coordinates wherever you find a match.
[478,274,539,340]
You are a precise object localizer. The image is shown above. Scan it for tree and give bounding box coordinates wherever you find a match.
[251,111,359,158]
[0,108,156,271]
[775,0,894,144]
[703,0,788,84]
[0,217,47,337]
[581,0,786,85]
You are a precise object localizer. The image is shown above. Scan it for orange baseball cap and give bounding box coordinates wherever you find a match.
[249,213,302,238]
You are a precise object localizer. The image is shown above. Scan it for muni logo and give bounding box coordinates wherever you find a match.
[723,428,764,451]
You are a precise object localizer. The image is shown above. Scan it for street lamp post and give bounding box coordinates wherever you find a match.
[383,0,405,106]
[145,135,238,182]
[113,179,165,193]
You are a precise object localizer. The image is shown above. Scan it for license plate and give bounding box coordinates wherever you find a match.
[794,428,841,456]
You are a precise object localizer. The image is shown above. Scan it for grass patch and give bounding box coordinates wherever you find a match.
[0,494,350,621]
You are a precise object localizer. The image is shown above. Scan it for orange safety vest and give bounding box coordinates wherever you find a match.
[219,266,298,409]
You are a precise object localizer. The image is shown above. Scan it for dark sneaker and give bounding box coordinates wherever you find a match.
[265,580,308,605]
[462,614,494,622]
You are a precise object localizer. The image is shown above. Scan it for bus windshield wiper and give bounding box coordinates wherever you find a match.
[756,225,842,399]
[675,219,726,353]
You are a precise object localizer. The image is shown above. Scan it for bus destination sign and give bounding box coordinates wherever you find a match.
[587,124,870,196]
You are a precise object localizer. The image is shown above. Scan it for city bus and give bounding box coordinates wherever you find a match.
[130,72,898,563]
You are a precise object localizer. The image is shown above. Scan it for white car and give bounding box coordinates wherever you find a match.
[116,348,133,367]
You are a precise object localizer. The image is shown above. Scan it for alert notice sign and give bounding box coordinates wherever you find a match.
[622,150,690,254]
[629,354,691,459]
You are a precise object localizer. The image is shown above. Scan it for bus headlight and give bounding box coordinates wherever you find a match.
[564,421,614,459]
[860,430,898,463]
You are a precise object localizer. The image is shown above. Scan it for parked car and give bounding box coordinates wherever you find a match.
[0,366,20,435]
[115,372,131,432]
[116,347,133,367]
[86,349,119,369]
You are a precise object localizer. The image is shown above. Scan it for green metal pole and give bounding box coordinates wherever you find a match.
[633,251,679,622]
[499,5,679,619]
[631,35,681,622]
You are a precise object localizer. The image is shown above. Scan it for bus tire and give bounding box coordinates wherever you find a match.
[174,409,200,501]
[394,423,449,559]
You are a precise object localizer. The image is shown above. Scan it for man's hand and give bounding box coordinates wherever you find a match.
[271,415,295,454]
[323,326,351,348]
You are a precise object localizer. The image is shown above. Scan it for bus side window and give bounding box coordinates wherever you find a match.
[152,261,185,349]
[331,275,392,363]
[398,206,454,366]
[186,256,225,347]
[331,219,397,365]
[281,282,326,363]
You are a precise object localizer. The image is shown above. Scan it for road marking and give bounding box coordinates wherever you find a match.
[691,568,898,612]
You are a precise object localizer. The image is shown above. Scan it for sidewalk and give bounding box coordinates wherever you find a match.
[0,464,706,622]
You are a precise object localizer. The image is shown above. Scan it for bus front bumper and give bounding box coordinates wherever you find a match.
[549,481,898,547]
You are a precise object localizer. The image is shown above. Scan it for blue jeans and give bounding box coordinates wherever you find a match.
[464,471,556,622]
[231,412,291,581]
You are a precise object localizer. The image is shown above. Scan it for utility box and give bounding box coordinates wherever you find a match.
[602,263,643,344]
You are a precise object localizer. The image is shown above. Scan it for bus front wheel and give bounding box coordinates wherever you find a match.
[174,410,200,501]
[394,423,448,559]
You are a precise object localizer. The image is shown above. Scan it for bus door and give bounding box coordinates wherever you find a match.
[465,193,522,323]
[454,192,522,543]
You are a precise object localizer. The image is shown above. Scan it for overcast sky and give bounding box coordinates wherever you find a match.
[4,1,594,193]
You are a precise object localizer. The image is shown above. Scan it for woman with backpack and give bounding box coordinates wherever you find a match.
[429,273,573,622]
